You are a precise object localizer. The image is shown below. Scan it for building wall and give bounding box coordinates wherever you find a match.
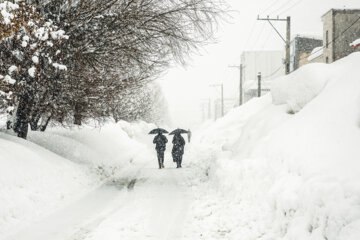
[241,51,284,83]
[322,10,334,63]
[322,9,360,63]
[290,36,323,70]
[334,10,360,61]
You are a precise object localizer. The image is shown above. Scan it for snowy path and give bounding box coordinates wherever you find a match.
[4,166,192,240]
[80,167,192,240]
[4,183,126,240]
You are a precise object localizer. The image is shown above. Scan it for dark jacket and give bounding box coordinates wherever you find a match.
[172,134,185,156]
[153,134,168,152]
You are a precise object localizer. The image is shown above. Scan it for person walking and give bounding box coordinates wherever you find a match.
[153,132,168,169]
[171,133,186,168]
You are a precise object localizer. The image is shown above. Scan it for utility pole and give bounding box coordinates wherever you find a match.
[208,98,211,119]
[228,64,244,106]
[257,72,262,97]
[286,16,291,74]
[257,15,291,75]
[221,84,224,117]
[210,84,224,119]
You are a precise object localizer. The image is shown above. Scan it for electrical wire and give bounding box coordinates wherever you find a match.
[262,65,283,79]
[278,0,304,16]
[259,0,283,15]
[243,20,258,50]
[261,28,273,50]
[268,0,298,16]
[250,22,266,50]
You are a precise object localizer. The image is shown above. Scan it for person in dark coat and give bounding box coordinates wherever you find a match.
[153,132,168,169]
[171,133,186,168]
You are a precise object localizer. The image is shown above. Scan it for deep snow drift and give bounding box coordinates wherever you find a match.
[186,52,360,240]
[0,121,156,238]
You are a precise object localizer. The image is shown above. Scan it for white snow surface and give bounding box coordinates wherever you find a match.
[187,52,360,240]
[1,121,157,239]
[0,133,95,237]
[7,66,17,75]
[350,38,360,47]
[52,63,67,71]
[28,67,36,78]
[308,46,324,61]
[0,2,18,25]
[271,62,331,113]
[1,53,360,240]
[3,75,15,84]
[31,56,39,65]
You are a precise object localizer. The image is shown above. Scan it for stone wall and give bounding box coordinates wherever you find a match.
[322,9,360,63]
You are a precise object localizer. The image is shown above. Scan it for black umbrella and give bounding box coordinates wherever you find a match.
[169,128,188,135]
[148,128,169,134]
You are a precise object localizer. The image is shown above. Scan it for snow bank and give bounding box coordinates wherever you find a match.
[28,121,155,178]
[0,120,157,237]
[0,133,95,237]
[271,62,331,113]
[188,53,360,240]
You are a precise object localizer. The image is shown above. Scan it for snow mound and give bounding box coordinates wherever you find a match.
[271,62,330,113]
[28,121,156,178]
[0,120,157,237]
[0,133,95,236]
[188,53,360,240]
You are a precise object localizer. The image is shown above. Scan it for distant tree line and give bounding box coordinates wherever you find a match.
[0,0,225,139]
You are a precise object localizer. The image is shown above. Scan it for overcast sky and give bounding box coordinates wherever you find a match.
[159,0,360,129]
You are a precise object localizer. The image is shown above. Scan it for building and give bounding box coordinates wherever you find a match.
[322,9,360,63]
[290,35,323,71]
[241,51,284,103]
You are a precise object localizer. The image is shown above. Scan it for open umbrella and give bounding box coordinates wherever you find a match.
[169,128,188,135]
[148,128,169,134]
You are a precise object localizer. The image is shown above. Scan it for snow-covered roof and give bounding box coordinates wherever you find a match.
[308,47,324,61]
[350,38,360,48]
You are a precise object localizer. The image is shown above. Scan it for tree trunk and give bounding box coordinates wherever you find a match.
[14,93,33,139]
[40,115,52,132]
[74,102,83,125]
[30,113,41,131]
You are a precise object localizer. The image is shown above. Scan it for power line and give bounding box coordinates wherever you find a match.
[259,0,283,15]
[262,65,283,79]
[278,0,304,16]
[243,20,257,49]
[261,28,273,50]
[250,22,266,49]
[268,0,297,16]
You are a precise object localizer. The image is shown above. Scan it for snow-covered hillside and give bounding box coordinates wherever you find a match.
[186,52,360,240]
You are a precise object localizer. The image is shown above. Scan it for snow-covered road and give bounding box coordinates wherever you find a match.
[5,167,192,240]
